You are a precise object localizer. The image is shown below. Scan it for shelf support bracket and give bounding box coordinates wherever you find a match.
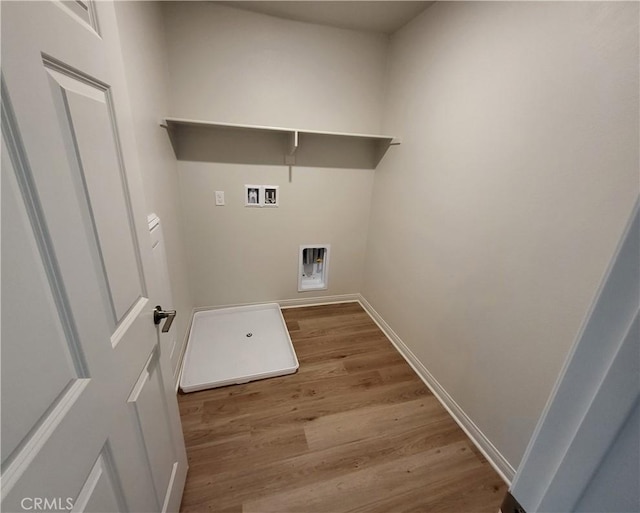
[285,130,298,166]
[288,130,299,155]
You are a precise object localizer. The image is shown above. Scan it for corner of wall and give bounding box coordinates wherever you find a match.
[357,293,516,484]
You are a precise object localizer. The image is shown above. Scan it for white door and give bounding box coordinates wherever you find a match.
[1,1,187,512]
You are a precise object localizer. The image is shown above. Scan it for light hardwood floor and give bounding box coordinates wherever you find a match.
[178,302,507,512]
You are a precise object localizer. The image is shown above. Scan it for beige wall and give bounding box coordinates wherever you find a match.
[162,1,388,134]
[362,1,639,469]
[162,2,385,306]
[114,2,194,356]
[178,162,374,307]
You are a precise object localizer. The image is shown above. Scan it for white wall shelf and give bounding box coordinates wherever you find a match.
[160,117,399,169]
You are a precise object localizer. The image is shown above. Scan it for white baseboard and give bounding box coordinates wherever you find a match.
[279,294,360,309]
[192,294,361,313]
[357,294,516,484]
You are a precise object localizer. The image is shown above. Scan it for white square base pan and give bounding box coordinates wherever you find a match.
[180,303,298,393]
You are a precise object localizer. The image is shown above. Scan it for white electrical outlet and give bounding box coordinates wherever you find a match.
[215,191,225,206]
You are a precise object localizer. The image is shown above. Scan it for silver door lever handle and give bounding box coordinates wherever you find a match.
[154,305,176,333]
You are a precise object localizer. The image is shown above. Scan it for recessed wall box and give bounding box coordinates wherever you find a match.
[263,185,279,207]
[298,244,330,291]
[244,184,261,207]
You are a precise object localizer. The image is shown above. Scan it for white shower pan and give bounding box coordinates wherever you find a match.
[180,303,298,393]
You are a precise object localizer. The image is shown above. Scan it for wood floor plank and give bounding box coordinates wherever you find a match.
[201,369,384,411]
[345,461,504,513]
[242,441,481,513]
[296,312,375,330]
[180,419,467,511]
[187,424,309,475]
[342,348,407,373]
[304,396,446,451]
[295,333,392,364]
[178,302,506,512]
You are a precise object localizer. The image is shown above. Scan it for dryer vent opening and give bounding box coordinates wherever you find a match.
[298,245,330,291]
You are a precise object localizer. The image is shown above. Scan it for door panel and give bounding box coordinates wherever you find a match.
[1,1,187,511]
[72,449,126,513]
[128,350,177,509]
[1,140,81,465]
[45,63,145,324]
[58,0,99,34]
[1,87,109,508]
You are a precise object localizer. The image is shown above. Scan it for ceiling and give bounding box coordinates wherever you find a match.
[212,1,435,34]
